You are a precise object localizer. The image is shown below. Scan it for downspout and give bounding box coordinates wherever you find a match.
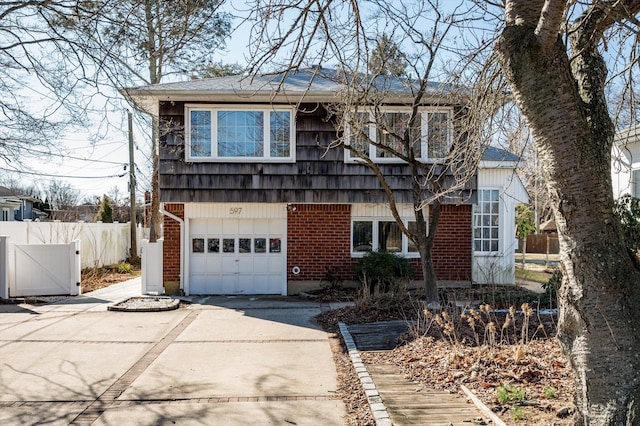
[160,203,184,294]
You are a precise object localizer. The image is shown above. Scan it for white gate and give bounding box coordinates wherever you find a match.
[3,237,82,297]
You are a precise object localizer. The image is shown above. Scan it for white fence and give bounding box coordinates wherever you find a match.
[0,221,141,269]
[0,236,81,297]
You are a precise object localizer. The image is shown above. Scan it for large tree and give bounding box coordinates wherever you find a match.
[46,0,232,241]
[495,1,640,423]
[0,2,83,166]
[246,0,640,421]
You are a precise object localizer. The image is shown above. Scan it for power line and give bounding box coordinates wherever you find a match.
[20,148,126,165]
[0,166,126,179]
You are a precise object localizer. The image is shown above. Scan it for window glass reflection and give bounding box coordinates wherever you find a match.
[192,238,204,253]
[207,238,219,253]
[223,238,235,253]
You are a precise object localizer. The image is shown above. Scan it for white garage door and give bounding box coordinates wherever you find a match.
[189,218,285,294]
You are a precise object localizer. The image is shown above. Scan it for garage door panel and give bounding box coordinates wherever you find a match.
[190,276,207,293]
[191,219,207,234]
[206,257,221,273]
[207,220,223,234]
[191,255,207,274]
[269,258,283,273]
[219,278,236,294]
[222,219,239,235]
[269,219,284,233]
[238,220,255,234]
[253,219,269,232]
[253,257,270,274]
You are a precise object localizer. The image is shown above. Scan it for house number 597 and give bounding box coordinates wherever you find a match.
[229,207,242,215]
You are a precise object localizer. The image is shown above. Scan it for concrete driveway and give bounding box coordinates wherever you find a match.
[0,279,346,425]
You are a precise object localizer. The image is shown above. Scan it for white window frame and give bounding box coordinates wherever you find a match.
[473,188,501,254]
[185,104,296,163]
[344,107,453,163]
[350,217,427,258]
[632,168,640,198]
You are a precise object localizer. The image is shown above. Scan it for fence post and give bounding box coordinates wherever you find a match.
[71,240,82,295]
[141,239,163,295]
[0,236,8,299]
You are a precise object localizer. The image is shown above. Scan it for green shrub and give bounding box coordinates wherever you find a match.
[115,262,133,274]
[497,383,525,404]
[354,251,414,294]
[615,195,640,252]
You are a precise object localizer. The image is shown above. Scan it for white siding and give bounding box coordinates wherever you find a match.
[351,203,418,218]
[474,168,529,285]
[185,203,287,219]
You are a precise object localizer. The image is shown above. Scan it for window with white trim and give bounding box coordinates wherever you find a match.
[473,189,500,252]
[632,169,640,198]
[351,218,426,257]
[186,105,295,161]
[345,109,452,162]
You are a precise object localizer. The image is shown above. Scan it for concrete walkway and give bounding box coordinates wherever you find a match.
[0,283,346,425]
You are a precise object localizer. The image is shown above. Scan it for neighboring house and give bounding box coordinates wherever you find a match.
[612,125,640,199]
[0,186,47,222]
[15,195,47,221]
[126,69,528,296]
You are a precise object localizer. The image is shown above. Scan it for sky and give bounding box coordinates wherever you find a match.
[1,2,252,204]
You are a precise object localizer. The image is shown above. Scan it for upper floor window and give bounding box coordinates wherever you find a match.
[473,189,500,253]
[345,108,452,163]
[186,105,295,162]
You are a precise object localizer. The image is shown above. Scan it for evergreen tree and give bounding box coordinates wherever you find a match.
[95,195,114,223]
[369,34,407,77]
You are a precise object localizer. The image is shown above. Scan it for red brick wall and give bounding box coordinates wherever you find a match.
[286,203,472,283]
[287,204,355,281]
[430,204,472,281]
[165,202,471,286]
[163,203,184,283]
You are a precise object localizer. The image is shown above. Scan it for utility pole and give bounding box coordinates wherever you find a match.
[128,111,138,261]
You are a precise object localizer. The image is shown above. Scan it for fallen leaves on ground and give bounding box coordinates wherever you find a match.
[316,300,575,425]
[81,265,140,293]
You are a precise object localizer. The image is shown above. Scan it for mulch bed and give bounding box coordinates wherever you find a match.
[314,286,575,425]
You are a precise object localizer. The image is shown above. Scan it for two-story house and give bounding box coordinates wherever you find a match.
[126,69,528,296]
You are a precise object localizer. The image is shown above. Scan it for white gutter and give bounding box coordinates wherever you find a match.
[160,203,185,294]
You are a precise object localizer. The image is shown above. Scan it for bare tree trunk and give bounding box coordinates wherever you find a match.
[414,200,440,305]
[497,7,640,422]
[148,119,161,243]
